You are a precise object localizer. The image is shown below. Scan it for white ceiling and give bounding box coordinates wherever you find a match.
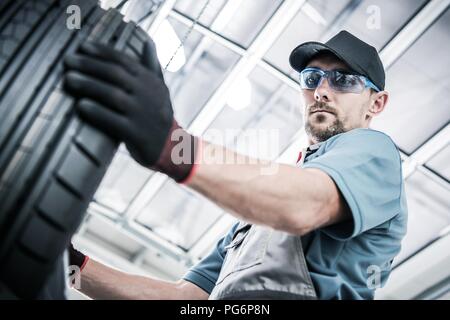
[75,0,450,299]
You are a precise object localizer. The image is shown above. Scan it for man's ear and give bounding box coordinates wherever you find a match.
[368,90,389,116]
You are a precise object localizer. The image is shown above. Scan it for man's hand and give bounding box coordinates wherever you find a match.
[63,40,198,182]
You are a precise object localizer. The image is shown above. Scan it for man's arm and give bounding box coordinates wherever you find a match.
[62,42,349,235]
[77,258,209,300]
[186,141,350,236]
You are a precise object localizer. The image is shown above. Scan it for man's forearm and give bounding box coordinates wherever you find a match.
[78,259,207,300]
[186,141,335,235]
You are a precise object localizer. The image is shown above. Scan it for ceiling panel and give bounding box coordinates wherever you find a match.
[174,0,227,27]
[426,143,450,182]
[82,214,144,260]
[264,0,351,75]
[337,0,428,50]
[372,8,450,154]
[264,0,427,77]
[135,180,224,250]
[94,146,153,214]
[207,66,303,155]
[174,0,283,48]
[161,17,241,127]
[394,170,450,265]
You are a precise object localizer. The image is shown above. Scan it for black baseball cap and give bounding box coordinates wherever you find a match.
[289,30,385,91]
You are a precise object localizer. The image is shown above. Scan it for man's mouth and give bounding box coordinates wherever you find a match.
[310,110,335,115]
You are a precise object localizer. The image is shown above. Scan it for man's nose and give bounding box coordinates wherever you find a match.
[314,77,332,103]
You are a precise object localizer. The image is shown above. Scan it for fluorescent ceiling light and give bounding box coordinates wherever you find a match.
[301,3,327,26]
[211,0,244,31]
[153,19,186,73]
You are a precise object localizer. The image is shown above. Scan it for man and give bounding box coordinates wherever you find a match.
[64,30,407,300]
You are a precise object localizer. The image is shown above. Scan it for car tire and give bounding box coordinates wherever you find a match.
[0,0,152,299]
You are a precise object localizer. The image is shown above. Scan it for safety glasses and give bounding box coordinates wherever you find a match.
[299,67,380,93]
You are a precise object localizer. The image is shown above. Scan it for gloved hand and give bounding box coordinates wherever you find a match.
[68,243,89,271]
[63,40,199,183]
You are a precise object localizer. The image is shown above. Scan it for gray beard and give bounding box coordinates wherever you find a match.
[305,113,347,143]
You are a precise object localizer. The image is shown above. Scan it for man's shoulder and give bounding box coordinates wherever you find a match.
[330,127,393,142]
[324,128,399,155]
[309,128,403,179]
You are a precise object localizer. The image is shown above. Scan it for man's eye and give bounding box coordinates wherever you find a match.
[335,74,357,86]
[305,73,320,86]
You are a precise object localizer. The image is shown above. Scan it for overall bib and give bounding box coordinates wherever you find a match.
[210,144,322,300]
[209,221,317,300]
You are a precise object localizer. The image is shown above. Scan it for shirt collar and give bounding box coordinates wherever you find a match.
[296,141,324,165]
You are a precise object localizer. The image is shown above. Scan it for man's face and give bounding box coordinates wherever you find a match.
[300,52,377,144]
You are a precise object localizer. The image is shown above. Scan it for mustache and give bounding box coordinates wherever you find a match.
[308,102,337,114]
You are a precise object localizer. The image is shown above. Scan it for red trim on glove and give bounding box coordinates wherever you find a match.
[80,256,90,272]
[179,137,202,185]
[297,151,303,164]
[152,120,199,182]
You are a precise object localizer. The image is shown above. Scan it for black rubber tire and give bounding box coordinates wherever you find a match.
[0,0,152,299]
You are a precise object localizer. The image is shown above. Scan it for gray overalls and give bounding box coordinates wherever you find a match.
[209,144,322,300]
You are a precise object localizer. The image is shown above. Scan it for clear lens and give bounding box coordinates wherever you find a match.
[299,68,367,93]
[330,71,365,93]
[300,69,322,89]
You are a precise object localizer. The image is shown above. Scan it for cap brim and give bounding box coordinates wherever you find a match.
[289,41,365,76]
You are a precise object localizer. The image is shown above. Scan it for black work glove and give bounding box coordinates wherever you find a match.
[63,40,198,182]
[68,243,89,271]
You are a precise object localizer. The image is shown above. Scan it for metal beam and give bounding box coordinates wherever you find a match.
[87,204,190,263]
[188,0,307,135]
[169,9,299,91]
[168,3,247,95]
[380,0,450,69]
[257,59,300,92]
[402,124,450,179]
[167,9,252,57]
[144,0,177,35]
